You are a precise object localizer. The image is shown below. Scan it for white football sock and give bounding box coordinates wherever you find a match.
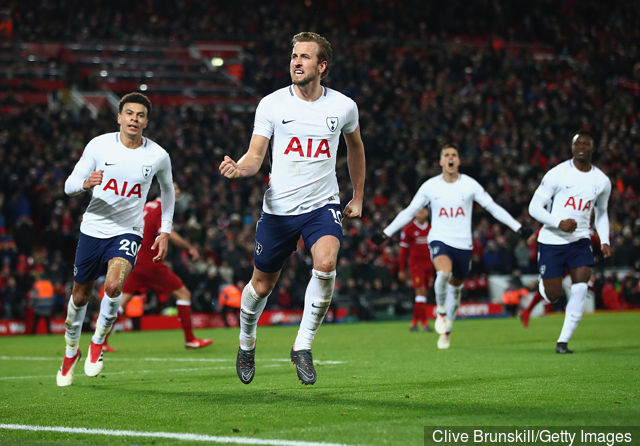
[239,281,269,351]
[434,271,451,313]
[445,283,463,332]
[415,295,427,303]
[64,297,87,358]
[294,269,336,351]
[92,293,122,344]
[557,283,588,343]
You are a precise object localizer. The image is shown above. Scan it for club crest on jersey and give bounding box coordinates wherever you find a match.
[142,165,152,178]
[326,117,338,132]
[539,265,546,275]
[255,241,263,256]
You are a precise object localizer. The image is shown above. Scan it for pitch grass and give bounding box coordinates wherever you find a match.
[0,312,639,445]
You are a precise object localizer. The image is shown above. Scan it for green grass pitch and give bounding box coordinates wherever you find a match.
[1,311,639,445]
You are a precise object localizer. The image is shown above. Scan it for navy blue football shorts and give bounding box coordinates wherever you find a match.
[73,232,142,284]
[428,240,472,279]
[253,204,343,273]
[537,238,594,279]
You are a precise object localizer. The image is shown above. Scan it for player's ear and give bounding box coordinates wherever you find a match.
[318,60,327,75]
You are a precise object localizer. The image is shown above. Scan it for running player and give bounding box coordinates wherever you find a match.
[219,32,366,385]
[528,130,612,353]
[372,144,530,349]
[56,92,175,386]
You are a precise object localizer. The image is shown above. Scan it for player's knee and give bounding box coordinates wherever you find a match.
[176,287,191,302]
[71,292,90,306]
[546,292,562,304]
[251,280,275,298]
[104,280,122,298]
[314,259,337,273]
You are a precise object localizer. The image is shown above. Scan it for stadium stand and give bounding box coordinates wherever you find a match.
[1,0,638,327]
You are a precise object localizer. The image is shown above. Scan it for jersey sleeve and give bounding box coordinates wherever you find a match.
[156,153,175,234]
[252,97,274,139]
[64,141,97,196]
[528,169,562,228]
[593,176,612,245]
[342,99,359,135]
[471,178,521,232]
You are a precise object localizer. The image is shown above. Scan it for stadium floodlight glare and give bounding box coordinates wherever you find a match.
[99,70,108,77]
[211,57,224,67]
[139,84,148,91]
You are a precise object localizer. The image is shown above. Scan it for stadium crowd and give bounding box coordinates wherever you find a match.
[1,0,639,321]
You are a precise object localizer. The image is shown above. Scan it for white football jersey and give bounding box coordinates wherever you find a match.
[384,174,521,250]
[64,132,174,238]
[531,160,611,245]
[253,85,359,215]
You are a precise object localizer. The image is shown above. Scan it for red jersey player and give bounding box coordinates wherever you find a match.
[106,183,212,350]
[398,208,434,332]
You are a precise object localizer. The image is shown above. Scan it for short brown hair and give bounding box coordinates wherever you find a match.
[118,92,152,115]
[291,32,333,79]
[440,144,459,158]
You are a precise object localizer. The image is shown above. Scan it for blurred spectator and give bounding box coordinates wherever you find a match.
[218,280,243,327]
[0,0,638,321]
[30,272,55,334]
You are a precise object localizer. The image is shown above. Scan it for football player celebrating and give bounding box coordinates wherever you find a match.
[57,92,174,386]
[372,144,530,349]
[528,130,612,353]
[220,32,365,385]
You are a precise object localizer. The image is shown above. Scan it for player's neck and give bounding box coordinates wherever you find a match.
[293,83,323,102]
[119,129,143,149]
[442,171,459,183]
[572,158,591,172]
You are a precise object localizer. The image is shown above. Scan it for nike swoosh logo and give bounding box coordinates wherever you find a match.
[311,303,324,309]
[105,162,116,166]
[241,369,254,381]
[282,119,295,124]
[296,366,315,381]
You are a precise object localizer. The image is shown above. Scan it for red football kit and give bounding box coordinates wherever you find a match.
[122,198,183,295]
[398,220,434,289]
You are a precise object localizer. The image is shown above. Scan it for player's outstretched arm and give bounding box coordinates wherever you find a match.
[219,135,270,179]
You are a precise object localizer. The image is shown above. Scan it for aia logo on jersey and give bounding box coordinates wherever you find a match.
[438,207,465,218]
[284,137,331,158]
[103,179,142,198]
[563,197,591,212]
[326,117,338,132]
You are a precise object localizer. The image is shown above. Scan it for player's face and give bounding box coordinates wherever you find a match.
[571,134,594,164]
[439,147,460,174]
[117,102,149,139]
[290,42,326,86]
